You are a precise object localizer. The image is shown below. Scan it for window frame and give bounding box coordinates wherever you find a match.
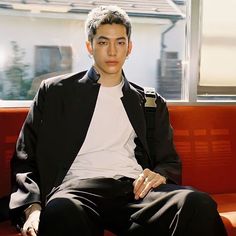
[1,0,236,107]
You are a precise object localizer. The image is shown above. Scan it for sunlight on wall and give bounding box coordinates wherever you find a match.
[199,0,236,86]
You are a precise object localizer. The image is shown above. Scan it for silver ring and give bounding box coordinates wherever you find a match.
[162,177,167,184]
[144,177,149,183]
[27,226,33,231]
[139,173,145,179]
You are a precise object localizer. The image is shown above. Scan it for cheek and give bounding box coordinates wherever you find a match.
[120,47,129,57]
[92,50,106,64]
[94,48,106,57]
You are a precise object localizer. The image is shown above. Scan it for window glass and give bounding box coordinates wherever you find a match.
[27,46,72,99]
[0,0,188,104]
[198,0,236,101]
[35,46,72,77]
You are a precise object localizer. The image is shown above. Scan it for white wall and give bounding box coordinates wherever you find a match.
[0,10,183,90]
[124,23,163,88]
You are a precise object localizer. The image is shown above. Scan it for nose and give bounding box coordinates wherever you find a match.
[108,42,117,56]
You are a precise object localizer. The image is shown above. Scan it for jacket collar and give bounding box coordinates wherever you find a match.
[87,66,100,83]
[85,66,127,87]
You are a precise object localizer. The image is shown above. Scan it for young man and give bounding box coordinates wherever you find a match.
[10,5,226,236]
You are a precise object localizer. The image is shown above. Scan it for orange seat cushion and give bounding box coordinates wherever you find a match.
[211,193,236,236]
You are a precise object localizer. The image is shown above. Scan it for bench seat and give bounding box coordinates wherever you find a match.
[0,106,235,235]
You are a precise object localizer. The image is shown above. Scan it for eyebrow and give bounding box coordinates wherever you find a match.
[97,36,126,41]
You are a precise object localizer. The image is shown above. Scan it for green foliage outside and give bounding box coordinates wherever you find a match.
[2,41,32,100]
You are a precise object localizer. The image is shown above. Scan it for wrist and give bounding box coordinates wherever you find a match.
[24,203,41,219]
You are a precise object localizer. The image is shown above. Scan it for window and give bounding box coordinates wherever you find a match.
[27,46,72,99]
[0,43,72,100]
[0,41,30,100]
[197,0,236,101]
[35,46,72,77]
[0,0,188,105]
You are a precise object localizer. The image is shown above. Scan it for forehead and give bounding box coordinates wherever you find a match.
[95,24,127,39]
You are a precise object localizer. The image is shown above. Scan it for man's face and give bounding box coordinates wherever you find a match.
[86,24,132,77]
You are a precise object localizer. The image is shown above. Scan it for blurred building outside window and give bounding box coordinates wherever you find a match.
[0,0,187,105]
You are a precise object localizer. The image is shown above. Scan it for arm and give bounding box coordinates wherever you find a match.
[21,203,41,236]
[9,80,47,229]
[134,94,181,199]
[151,94,182,184]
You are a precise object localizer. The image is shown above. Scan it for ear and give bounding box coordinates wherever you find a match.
[127,41,133,57]
[86,41,93,56]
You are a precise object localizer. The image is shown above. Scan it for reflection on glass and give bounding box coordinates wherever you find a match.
[0,0,187,101]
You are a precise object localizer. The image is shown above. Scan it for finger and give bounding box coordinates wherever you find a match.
[138,178,153,199]
[133,173,145,193]
[152,176,167,188]
[138,173,162,198]
[22,227,32,236]
[22,222,38,236]
[22,224,31,236]
[27,227,37,236]
[31,220,39,233]
[134,182,146,199]
[133,168,151,193]
[21,228,27,236]
[135,172,166,199]
[134,175,153,200]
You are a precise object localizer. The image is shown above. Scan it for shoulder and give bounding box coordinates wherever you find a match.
[36,70,88,97]
[128,81,145,99]
[128,81,166,105]
[42,70,87,89]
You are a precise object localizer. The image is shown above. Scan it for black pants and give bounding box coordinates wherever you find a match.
[38,178,227,236]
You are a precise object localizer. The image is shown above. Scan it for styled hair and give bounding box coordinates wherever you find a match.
[85,5,132,42]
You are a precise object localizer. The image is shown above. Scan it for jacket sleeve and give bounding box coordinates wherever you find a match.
[9,80,47,225]
[149,94,182,185]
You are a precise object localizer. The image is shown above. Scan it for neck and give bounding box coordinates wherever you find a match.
[93,65,122,87]
[98,76,122,87]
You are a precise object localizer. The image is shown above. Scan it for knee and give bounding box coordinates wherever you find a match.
[185,191,218,215]
[39,197,87,232]
[41,197,83,221]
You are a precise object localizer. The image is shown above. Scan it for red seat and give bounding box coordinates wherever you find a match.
[0,221,21,236]
[212,193,236,236]
[1,106,236,235]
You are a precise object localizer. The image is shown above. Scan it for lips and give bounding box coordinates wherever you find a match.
[106,61,119,65]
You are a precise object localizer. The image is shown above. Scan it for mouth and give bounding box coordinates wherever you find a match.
[106,61,119,66]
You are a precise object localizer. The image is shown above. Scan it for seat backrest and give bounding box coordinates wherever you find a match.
[1,106,236,197]
[0,108,28,197]
[169,105,236,194]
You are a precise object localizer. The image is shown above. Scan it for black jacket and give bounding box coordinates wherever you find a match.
[10,67,181,214]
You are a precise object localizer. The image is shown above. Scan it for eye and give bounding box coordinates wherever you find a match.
[98,41,108,45]
[118,41,126,45]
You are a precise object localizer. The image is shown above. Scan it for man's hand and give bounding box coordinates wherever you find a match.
[133,168,166,200]
[21,203,41,236]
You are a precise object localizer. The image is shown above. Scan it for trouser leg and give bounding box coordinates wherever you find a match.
[123,184,227,236]
[38,177,133,236]
[173,191,227,236]
[38,196,103,236]
[37,178,227,236]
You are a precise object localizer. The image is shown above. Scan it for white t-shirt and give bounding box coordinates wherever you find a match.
[63,80,143,182]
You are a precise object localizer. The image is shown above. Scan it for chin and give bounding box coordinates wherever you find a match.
[107,70,121,75]
[104,67,121,75]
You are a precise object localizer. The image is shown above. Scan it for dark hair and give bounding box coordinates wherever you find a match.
[85,5,132,42]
